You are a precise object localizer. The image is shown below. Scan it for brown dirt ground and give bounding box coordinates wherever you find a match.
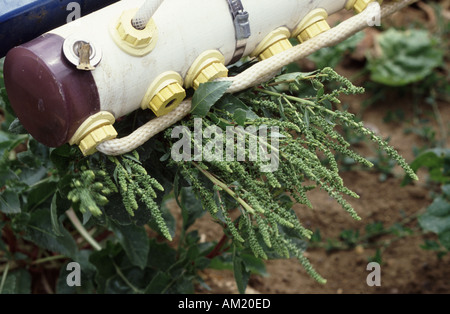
[190,2,450,294]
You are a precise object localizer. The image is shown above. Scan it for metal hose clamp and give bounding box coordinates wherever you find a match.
[226,0,251,64]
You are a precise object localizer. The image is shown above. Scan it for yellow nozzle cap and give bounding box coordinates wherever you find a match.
[293,9,331,43]
[69,111,118,156]
[111,8,158,56]
[141,71,186,117]
[148,82,186,117]
[346,0,382,13]
[259,39,292,60]
[79,125,118,156]
[193,62,229,90]
[185,50,229,90]
[251,28,293,61]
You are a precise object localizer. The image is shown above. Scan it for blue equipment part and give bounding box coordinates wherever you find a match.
[0,0,119,58]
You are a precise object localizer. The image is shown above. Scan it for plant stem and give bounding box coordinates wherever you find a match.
[192,162,256,214]
[112,261,143,294]
[32,255,66,265]
[66,208,102,251]
[0,262,10,294]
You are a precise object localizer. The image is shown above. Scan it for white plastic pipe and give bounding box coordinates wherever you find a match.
[49,0,347,120]
[132,0,165,30]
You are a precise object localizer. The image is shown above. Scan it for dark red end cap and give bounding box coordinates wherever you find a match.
[4,33,100,147]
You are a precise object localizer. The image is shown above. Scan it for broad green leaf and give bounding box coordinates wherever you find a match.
[232,245,250,294]
[24,208,77,258]
[180,186,206,230]
[105,275,134,294]
[209,255,233,271]
[0,190,21,214]
[216,94,259,120]
[25,179,58,211]
[368,29,443,86]
[419,197,450,234]
[191,81,232,117]
[241,253,268,277]
[403,149,450,185]
[0,269,31,294]
[144,271,172,294]
[233,108,248,126]
[111,223,150,270]
[147,239,177,271]
[89,242,122,293]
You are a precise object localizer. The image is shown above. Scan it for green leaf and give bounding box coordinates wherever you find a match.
[147,239,177,271]
[180,187,206,230]
[111,223,150,270]
[144,271,172,294]
[232,245,250,294]
[89,242,122,293]
[190,81,232,117]
[50,194,62,236]
[367,29,443,86]
[105,275,134,294]
[233,108,248,126]
[216,94,259,120]
[241,253,268,277]
[0,190,21,214]
[0,269,31,294]
[419,197,450,234]
[8,118,27,135]
[0,131,28,157]
[403,149,450,185]
[274,71,318,83]
[438,230,450,251]
[25,179,58,211]
[24,208,77,258]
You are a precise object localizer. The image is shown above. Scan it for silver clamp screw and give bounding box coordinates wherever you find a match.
[226,0,251,64]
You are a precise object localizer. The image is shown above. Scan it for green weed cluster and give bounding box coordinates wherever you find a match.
[164,67,418,283]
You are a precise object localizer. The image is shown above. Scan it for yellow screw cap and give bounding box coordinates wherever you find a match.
[79,125,118,156]
[251,28,293,61]
[346,0,382,13]
[193,62,229,90]
[259,39,292,60]
[141,71,186,117]
[69,112,118,156]
[185,50,229,90]
[148,82,186,117]
[293,9,331,43]
[111,8,158,56]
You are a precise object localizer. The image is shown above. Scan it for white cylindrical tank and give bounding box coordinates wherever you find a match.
[4,0,349,155]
